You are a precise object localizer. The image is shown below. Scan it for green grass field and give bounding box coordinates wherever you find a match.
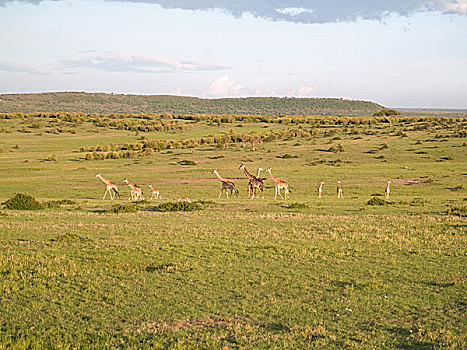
[0,113,466,349]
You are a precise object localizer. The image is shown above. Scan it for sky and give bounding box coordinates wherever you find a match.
[0,0,466,108]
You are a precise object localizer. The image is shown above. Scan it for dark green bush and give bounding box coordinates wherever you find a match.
[178,160,197,166]
[156,201,202,212]
[2,193,44,210]
[107,204,139,214]
[373,108,401,116]
[366,197,392,206]
[285,202,308,209]
[276,154,298,159]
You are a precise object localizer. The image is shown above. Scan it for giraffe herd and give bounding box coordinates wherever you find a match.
[96,168,392,201]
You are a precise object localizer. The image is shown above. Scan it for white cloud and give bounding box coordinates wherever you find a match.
[253,88,278,96]
[288,86,318,97]
[439,0,467,14]
[204,75,244,97]
[60,52,230,74]
[170,87,184,95]
[0,61,46,75]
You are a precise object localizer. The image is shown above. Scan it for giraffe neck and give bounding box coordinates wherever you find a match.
[268,170,279,183]
[98,174,110,184]
[242,167,255,180]
[214,171,228,182]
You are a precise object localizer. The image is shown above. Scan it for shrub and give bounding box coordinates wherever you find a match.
[47,154,58,161]
[373,108,401,117]
[178,160,196,166]
[285,202,308,209]
[276,154,298,159]
[446,205,466,217]
[380,143,389,149]
[107,204,139,214]
[366,197,392,206]
[156,201,202,212]
[328,144,344,153]
[2,193,44,210]
[451,185,464,191]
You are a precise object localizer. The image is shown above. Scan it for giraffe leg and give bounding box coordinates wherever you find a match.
[278,188,284,199]
[103,188,109,200]
[274,187,277,200]
[219,189,223,199]
[226,190,229,199]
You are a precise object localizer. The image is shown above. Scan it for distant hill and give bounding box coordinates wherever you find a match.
[0,92,383,116]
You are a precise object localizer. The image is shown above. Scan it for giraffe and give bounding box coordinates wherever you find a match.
[248,167,264,198]
[337,181,343,199]
[385,180,391,199]
[148,184,161,200]
[212,170,238,199]
[266,168,290,200]
[95,173,119,200]
[123,179,144,201]
[317,181,325,199]
[239,164,264,199]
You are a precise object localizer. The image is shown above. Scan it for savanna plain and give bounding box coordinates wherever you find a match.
[0,111,465,349]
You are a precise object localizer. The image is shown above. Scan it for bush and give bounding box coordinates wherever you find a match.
[178,160,197,166]
[373,108,401,117]
[366,197,392,206]
[285,202,308,209]
[276,154,298,159]
[156,201,202,212]
[446,205,466,217]
[2,193,44,210]
[107,204,139,214]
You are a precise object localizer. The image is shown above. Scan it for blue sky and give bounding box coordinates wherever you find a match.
[0,0,466,108]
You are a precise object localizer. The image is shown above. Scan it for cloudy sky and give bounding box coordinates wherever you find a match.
[0,0,466,108]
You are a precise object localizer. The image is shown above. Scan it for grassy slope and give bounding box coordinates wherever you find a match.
[0,92,382,116]
[0,115,466,349]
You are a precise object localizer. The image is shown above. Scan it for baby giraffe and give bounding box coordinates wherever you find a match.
[123,179,144,201]
[337,181,343,199]
[317,181,325,199]
[266,167,290,200]
[385,180,391,199]
[148,184,161,200]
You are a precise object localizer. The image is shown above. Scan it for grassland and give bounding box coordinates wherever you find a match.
[0,112,466,349]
